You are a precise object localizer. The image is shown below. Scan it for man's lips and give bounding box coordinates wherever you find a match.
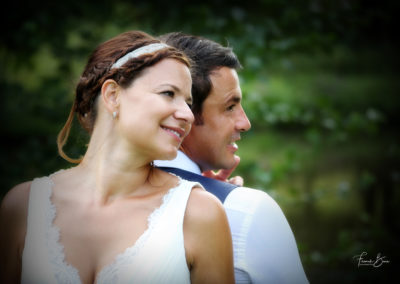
[227,141,239,152]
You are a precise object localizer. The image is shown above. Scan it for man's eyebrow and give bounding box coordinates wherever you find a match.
[225,94,241,104]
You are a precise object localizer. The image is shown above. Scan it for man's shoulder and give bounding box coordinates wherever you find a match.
[228,186,275,202]
[225,186,282,213]
[158,166,282,213]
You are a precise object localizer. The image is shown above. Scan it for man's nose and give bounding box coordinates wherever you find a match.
[236,106,251,132]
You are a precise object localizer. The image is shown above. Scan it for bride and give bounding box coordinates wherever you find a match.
[0,30,234,284]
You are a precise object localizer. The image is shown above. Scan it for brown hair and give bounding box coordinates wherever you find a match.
[57,30,190,163]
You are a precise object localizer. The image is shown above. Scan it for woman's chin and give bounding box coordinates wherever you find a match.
[158,149,178,161]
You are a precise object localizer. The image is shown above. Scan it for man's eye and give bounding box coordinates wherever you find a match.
[227,104,235,111]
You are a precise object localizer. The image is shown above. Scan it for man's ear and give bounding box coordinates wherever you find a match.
[101,79,120,114]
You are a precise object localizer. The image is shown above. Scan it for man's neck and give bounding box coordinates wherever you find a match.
[154,150,202,174]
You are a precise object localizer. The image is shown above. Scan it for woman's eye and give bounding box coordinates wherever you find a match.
[161,91,174,97]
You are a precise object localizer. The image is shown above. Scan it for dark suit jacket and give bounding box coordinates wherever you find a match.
[157,167,238,203]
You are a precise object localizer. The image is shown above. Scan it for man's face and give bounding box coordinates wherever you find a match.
[181,67,251,172]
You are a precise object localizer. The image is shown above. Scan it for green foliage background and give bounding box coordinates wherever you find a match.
[1,0,398,282]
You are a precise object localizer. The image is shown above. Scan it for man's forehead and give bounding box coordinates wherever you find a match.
[208,67,241,102]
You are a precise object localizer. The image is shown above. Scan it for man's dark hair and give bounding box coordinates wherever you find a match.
[158,32,242,124]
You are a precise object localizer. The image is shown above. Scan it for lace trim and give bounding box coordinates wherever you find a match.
[43,171,183,284]
[44,176,82,284]
[96,178,183,284]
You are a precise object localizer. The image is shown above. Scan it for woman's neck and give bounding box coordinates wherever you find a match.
[78,123,155,203]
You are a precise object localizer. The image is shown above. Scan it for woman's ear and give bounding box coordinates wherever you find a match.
[101,79,120,115]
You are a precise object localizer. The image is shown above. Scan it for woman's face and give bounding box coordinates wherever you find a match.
[117,58,194,161]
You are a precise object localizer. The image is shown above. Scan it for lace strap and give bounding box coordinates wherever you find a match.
[24,177,53,253]
[22,176,82,284]
[22,177,59,283]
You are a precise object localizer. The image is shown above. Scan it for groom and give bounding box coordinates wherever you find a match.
[155,32,309,283]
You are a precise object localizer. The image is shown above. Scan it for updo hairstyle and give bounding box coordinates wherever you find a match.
[57,31,190,163]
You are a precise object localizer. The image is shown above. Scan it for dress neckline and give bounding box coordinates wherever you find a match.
[42,173,183,284]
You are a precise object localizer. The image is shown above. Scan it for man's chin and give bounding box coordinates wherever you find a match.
[218,158,237,171]
[200,154,236,172]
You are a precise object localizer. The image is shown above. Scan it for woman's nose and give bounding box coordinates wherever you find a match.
[175,100,195,124]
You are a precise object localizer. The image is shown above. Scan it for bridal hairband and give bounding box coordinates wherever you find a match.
[111,43,170,69]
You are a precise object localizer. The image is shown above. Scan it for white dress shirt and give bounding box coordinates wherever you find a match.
[155,151,309,284]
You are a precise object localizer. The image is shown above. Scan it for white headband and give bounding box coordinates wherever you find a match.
[111,43,170,69]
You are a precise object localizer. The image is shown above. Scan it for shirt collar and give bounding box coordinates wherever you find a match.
[153,150,202,174]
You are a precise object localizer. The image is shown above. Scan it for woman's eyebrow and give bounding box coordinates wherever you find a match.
[157,83,180,92]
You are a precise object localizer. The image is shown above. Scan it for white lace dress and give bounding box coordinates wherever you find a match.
[21,174,199,284]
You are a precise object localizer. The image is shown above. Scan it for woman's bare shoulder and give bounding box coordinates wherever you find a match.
[185,186,227,227]
[0,181,32,219]
[183,185,234,283]
[0,181,32,282]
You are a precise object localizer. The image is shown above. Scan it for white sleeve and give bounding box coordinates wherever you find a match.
[225,187,309,284]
